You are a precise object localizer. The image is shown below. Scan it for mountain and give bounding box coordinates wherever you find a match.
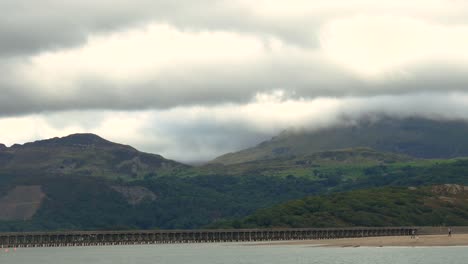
[0,133,188,180]
[212,118,468,165]
[0,134,328,231]
[213,184,468,229]
[2,132,468,232]
[195,147,413,177]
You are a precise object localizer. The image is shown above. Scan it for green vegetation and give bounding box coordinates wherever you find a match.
[2,156,468,231]
[190,148,413,178]
[213,185,468,228]
[0,174,325,231]
[340,158,468,190]
[2,123,468,232]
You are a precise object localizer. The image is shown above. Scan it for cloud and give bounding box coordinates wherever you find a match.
[3,1,468,161]
[3,0,468,57]
[2,92,468,162]
[0,23,338,115]
[2,14,468,116]
[319,15,468,78]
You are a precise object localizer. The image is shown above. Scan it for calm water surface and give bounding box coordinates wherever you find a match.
[1,243,467,264]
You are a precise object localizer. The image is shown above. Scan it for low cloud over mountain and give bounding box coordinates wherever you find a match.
[2,0,468,162]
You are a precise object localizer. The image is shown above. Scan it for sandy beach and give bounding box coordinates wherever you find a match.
[252,234,468,247]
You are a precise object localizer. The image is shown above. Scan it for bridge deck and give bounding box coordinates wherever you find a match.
[0,227,416,248]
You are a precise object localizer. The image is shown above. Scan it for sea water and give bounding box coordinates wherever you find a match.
[1,243,467,264]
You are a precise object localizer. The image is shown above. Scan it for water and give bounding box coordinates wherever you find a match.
[1,243,467,264]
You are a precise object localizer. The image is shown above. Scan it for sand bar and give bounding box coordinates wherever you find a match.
[252,234,468,247]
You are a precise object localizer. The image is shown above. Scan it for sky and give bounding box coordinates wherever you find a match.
[2,0,468,162]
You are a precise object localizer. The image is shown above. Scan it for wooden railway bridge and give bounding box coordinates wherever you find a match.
[0,227,416,248]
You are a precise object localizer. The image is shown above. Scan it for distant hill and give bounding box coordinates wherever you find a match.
[213,184,468,228]
[212,118,468,165]
[0,133,188,180]
[195,147,413,177]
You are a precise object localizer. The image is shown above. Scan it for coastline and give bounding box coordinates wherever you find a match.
[251,234,468,247]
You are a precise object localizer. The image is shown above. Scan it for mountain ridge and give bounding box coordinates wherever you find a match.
[0,133,188,180]
[7,133,131,150]
[2,129,468,231]
[212,117,468,165]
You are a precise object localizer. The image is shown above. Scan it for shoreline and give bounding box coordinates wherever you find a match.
[250,234,468,248]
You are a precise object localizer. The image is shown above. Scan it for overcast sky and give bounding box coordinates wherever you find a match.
[2,0,468,162]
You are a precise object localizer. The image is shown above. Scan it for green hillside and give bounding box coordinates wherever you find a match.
[0,174,325,231]
[192,147,413,178]
[2,156,468,231]
[213,185,468,228]
[2,131,468,232]
[212,118,468,165]
[0,133,188,181]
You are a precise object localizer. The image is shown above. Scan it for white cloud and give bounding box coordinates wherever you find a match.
[8,22,314,110]
[4,13,468,115]
[3,1,468,162]
[319,14,468,78]
[3,92,468,162]
[20,24,274,90]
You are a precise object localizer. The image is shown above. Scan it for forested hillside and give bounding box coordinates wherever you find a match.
[2,128,468,231]
[213,185,468,228]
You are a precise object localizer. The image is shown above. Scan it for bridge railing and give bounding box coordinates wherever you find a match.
[0,227,416,248]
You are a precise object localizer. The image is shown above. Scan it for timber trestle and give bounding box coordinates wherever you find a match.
[0,227,416,248]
